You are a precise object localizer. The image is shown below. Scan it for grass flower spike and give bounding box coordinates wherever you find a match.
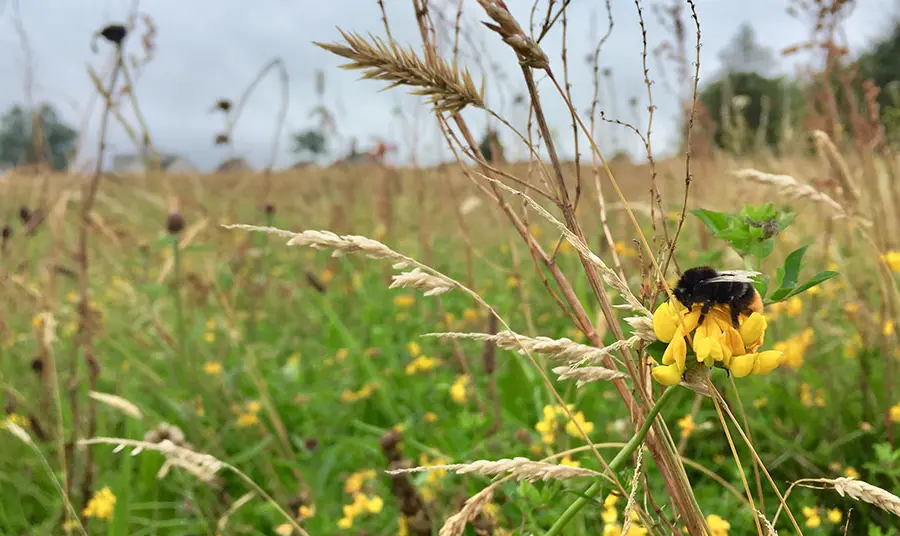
[651,298,782,386]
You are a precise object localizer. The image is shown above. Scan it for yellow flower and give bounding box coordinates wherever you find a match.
[614,241,638,258]
[320,269,334,283]
[885,320,896,337]
[463,308,479,322]
[344,469,376,494]
[31,315,43,329]
[601,506,618,524]
[603,525,621,536]
[407,342,421,356]
[237,413,258,427]
[335,348,349,362]
[203,361,223,375]
[844,467,859,479]
[364,494,384,513]
[882,251,900,272]
[529,224,543,239]
[827,508,842,523]
[785,297,803,317]
[604,493,619,508]
[560,455,580,468]
[393,295,415,308]
[444,312,456,324]
[677,414,696,438]
[753,397,768,408]
[564,409,594,438]
[298,504,315,519]
[506,276,520,289]
[274,524,292,536]
[450,375,469,403]
[83,487,116,520]
[706,514,730,536]
[341,384,375,403]
[774,328,814,370]
[337,517,352,529]
[651,363,683,386]
[806,515,821,528]
[204,332,215,343]
[424,411,438,423]
[246,401,261,413]
[890,402,900,423]
[405,355,439,375]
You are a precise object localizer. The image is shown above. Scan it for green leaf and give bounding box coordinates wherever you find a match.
[644,339,667,361]
[754,274,770,300]
[714,227,751,241]
[781,245,809,288]
[782,270,839,299]
[768,286,794,302]
[776,212,796,232]
[692,209,729,234]
[748,239,775,259]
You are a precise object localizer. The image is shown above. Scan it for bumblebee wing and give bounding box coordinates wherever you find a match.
[698,270,761,285]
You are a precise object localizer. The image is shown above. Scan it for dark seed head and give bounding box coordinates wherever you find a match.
[214,133,230,145]
[31,358,44,374]
[263,203,275,216]
[304,438,319,452]
[213,99,232,112]
[166,212,185,234]
[1,225,11,240]
[18,207,31,224]
[99,24,128,45]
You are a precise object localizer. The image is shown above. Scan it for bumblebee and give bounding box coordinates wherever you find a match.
[672,266,764,328]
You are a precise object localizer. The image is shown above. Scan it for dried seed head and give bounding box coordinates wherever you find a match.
[18,207,31,224]
[263,203,276,216]
[214,133,230,145]
[304,438,319,452]
[212,99,232,112]
[1,225,11,240]
[30,358,43,374]
[166,211,185,234]
[97,24,128,47]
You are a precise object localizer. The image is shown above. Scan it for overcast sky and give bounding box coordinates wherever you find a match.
[0,0,896,171]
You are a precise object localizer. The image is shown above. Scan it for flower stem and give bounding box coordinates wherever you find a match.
[546,386,678,535]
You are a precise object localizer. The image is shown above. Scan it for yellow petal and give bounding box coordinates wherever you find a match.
[752,350,783,375]
[729,353,756,378]
[739,313,767,346]
[662,331,687,369]
[693,323,712,361]
[653,301,679,342]
[652,363,683,386]
[725,327,745,357]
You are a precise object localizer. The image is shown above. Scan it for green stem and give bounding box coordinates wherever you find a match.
[171,235,187,390]
[545,386,678,536]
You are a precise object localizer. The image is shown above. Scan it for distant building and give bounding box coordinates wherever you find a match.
[110,152,196,174]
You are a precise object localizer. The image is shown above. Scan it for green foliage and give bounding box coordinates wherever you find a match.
[692,203,838,303]
[0,103,77,171]
[291,128,328,158]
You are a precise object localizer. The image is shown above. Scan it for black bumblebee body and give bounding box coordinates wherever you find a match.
[672,266,763,328]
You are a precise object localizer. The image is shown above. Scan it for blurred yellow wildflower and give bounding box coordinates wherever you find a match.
[299,504,315,519]
[706,514,730,535]
[614,241,639,258]
[651,299,781,385]
[535,404,594,444]
[844,467,859,479]
[773,328,814,370]
[506,276,520,289]
[753,397,768,408]
[344,469,376,494]
[237,413,258,427]
[785,297,803,317]
[204,332,215,343]
[405,355,439,375]
[560,455,580,468]
[203,361,223,375]
[677,414,696,438]
[83,487,116,520]
[885,320,896,337]
[407,342,421,357]
[827,508,842,523]
[3,413,29,429]
[424,411,438,423]
[463,308,479,322]
[529,224,543,239]
[444,312,456,325]
[889,402,900,423]
[393,295,415,308]
[335,348,349,362]
[882,251,900,272]
[320,269,334,284]
[274,524,292,536]
[341,384,375,403]
[604,493,619,508]
[450,375,469,404]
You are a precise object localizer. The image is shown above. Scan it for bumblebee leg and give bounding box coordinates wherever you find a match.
[698,301,713,326]
[729,304,741,329]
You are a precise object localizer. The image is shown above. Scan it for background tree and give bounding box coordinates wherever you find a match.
[690,22,803,154]
[478,128,505,164]
[291,128,328,162]
[0,103,78,170]
[858,20,900,144]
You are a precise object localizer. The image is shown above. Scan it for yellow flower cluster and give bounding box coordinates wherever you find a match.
[534,404,594,445]
[338,469,383,529]
[418,454,448,501]
[802,505,842,527]
[889,401,900,423]
[882,251,900,272]
[601,494,648,535]
[405,355,440,375]
[341,383,376,402]
[236,400,261,428]
[651,299,782,386]
[83,487,116,520]
[773,328,814,370]
[706,514,731,535]
[800,383,825,408]
[393,295,415,308]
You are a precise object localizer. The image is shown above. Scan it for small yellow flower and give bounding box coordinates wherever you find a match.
[890,402,900,423]
[203,361,223,375]
[237,413,258,427]
[335,348,349,362]
[806,515,821,528]
[405,355,439,375]
[444,312,456,324]
[844,302,859,315]
[560,455,580,468]
[844,467,859,479]
[299,504,315,519]
[827,508,842,523]
[614,241,638,258]
[706,514,731,536]
[506,276,520,289]
[564,409,594,438]
[320,269,334,283]
[882,251,900,272]
[337,517,352,529]
[529,224,543,239]
[31,315,43,329]
[424,411,438,423]
[785,297,803,317]
[344,469,376,494]
[83,487,116,520]
[753,397,768,408]
[463,308,479,322]
[450,375,469,404]
[603,493,619,508]
[407,342,421,357]
[204,332,215,343]
[393,295,415,308]
[274,523,293,536]
[601,506,618,524]
[885,320,896,337]
[677,414,696,438]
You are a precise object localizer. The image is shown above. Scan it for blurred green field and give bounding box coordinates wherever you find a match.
[2,155,899,536]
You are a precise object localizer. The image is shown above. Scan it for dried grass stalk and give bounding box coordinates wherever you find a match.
[831,477,900,517]
[440,486,494,536]
[5,419,34,446]
[387,456,601,482]
[811,130,861,205]
[476,0,549,68]
[621,447,644,534]
[314,29,484,113]
[426,330,639,366]
[390,267,454,296]
[625,315,656,343]
[79,437,223,483]
[89,391,143,420]
[551,365,627,386]
[756,510,778,535]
